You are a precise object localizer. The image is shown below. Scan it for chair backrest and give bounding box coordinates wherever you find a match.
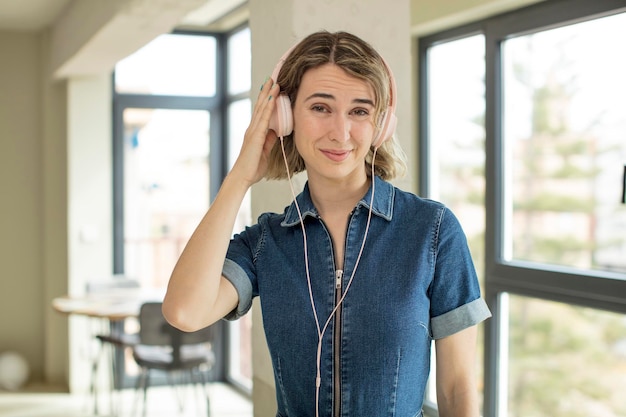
[138,302,215,348]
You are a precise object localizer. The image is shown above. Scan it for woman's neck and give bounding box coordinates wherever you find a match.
[308,174,371,220]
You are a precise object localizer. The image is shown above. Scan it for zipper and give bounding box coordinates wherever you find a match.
[318,214,347,417]
[333,269,343,417]
[335,269,343,289]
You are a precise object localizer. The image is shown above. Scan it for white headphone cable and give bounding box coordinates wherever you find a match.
[279,136,378,417]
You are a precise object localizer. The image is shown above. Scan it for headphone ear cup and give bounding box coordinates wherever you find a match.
[371,56,398,149]
[268,95,293,137]
[372,107,397,148]
[269,43,297,138]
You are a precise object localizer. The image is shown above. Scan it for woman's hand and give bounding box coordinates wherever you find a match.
[164,81,283,331]
[231,78,281,186]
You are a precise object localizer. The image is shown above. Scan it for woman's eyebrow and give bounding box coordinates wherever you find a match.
[304,92,375,106]
[353,98,375,106]
[304,92,334,101]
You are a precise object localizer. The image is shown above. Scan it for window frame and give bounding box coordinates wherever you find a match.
[418,1,626,415]
[112,29,228,276]
[111,26,250,389]
[222,24,254,395]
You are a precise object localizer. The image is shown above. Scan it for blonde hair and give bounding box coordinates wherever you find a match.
[264,31,407,181]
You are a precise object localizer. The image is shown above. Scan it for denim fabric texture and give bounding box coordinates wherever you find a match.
[223,176,491,417]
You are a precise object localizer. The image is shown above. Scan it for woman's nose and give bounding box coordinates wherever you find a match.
[329,115,350,142]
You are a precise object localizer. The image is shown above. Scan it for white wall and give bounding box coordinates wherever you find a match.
[66,75,114,392]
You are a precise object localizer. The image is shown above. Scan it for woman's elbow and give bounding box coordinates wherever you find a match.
[162,299,205,332]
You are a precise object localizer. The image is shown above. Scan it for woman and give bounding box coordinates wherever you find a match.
[163,30,491,417]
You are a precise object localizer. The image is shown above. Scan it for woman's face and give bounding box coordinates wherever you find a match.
[292,63,376,185]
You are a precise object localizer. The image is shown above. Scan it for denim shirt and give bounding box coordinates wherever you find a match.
[223,176,491,417]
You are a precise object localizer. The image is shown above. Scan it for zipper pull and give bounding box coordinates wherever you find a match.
[335,270,343,289]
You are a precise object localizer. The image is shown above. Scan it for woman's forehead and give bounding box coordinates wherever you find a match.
[298,64,375,104]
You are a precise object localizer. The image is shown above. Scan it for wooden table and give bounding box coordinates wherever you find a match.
[52,287,165,321]
[52,287,165,416]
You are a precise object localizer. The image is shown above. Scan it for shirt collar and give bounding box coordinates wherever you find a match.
[281,175,394,227]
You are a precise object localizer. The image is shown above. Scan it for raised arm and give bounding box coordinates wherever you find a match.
[162,79,280,331]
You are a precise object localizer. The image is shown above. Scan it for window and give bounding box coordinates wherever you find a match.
[502,14,626,275]
[503,294,626,416]
[421,33,487,411]
[225,26,253,393]
[120,107,210,288]
[115,33,216,96]
[112,27,253,392]
[113,32,221,290]
[419,1,626,416]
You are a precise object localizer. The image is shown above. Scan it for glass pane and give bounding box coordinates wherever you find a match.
[115,33,216,96]
[228,99,251,171]
[228,310,253,391]
[123,108,210,288]
[227,98,253,390]
[505,294,626,417]
[426,34,486,409]
[228,27,251,95]
[502,13,626,274]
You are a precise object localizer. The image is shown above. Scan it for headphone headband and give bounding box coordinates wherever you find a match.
[269,40,397,148]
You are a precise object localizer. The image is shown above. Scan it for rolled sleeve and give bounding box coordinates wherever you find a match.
[431,298,491,339]
[222,258,254,321]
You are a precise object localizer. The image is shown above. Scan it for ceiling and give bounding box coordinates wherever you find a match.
[0,0,72,31]
[0,0,247,32]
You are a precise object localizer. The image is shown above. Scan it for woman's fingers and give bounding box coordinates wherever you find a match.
[248,79,279,146]
[255,78,279,128]
[231,79,280,184]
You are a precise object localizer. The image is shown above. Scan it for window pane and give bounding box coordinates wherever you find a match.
[228,99,251,172]
[502,13,626,274]
[505,294,626,416]
[228,27,251,95]
[227,98,253,390]
[428,34,486,270]
[426,34,486,409]
[228,308,253,391]
[123,108,210,287]
[115,33,216,96]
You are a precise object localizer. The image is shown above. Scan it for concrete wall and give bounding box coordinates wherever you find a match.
[247,1,412,413]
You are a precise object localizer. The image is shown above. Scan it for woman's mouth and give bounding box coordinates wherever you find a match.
[321,149,351,162]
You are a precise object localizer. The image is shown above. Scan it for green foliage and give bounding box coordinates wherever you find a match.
[550,164,601,179]
[513,194,594,212]
[507,299,625,417]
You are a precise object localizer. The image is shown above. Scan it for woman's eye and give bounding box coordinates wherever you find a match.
[352,108,370,117]
[311,105,328,113]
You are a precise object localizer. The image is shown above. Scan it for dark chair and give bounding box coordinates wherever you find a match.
[131,302,216,417]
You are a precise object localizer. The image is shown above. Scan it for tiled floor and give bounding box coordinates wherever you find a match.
[0,382,252,417]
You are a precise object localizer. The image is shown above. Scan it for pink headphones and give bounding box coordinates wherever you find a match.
[268,43,398,148]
